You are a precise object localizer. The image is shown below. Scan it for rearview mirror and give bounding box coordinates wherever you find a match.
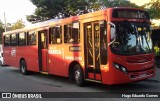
[111,27,116,40]
[108,22,116,46]
[109,22,116,40]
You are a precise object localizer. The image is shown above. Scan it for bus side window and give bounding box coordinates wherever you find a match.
[27,31,36,45]
[18,32,26,46]
[100,20,107,65]
[49,26,62,44]
[4,35,10,46]
[64,22,80,44]
[11,34,17,46]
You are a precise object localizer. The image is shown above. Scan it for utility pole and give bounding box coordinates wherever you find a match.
[4,12,7,32]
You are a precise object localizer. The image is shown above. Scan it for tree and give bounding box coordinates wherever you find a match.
[27,0,140,23]
[27,0,102,23]
[11,19,25,30]
[65,0,101,15]
[0,21,4,44]
[142,0,160,19]
[27,0,66,23]
[102,0,140,8]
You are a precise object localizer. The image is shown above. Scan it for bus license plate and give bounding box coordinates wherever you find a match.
[139,74,147,78]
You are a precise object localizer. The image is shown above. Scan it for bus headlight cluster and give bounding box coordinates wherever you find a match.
[112,62,128,74]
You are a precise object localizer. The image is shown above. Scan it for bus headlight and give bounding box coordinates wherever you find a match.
[113,62,128,74]
[121,66,127,73]
[114,63,120,69]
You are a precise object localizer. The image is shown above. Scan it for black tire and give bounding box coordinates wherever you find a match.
[156,62,160,68]
[0,61,2,66]
[74,64,85,86]
[20,60,28,75]
[155,56,160,68]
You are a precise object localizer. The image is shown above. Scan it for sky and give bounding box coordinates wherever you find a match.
[130,0,150,6]
[0,0,36,25]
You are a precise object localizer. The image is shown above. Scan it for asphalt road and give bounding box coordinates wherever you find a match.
[0,66,160,101]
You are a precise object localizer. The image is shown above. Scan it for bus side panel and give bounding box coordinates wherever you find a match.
[48,45,68,77]
[25,46,39,72]
[16,46,39,72]
[3,47,12,66]
[3,47,18,67]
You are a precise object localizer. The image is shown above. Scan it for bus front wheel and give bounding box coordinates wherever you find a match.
[20,60,28,75]
[74,64,85,86]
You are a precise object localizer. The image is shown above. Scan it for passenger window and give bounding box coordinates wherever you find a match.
[28,31,36,45]
[64,22,80,44]
[11,34,17,46]
[18,32,26,46]
[4,35,10,46]
[49,26,62,44]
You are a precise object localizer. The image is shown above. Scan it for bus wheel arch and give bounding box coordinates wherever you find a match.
[19,58,28,75]
[68,61,85,86]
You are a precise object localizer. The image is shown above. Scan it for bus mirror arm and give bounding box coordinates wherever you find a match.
[108,22,115,28]
[108,38,116,46]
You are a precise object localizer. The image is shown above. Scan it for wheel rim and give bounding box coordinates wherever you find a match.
[75,69,81,83]
[21,64,25,73]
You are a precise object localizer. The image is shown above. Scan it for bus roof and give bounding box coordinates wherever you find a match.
[3,19,60,35]
[3,7,146,35]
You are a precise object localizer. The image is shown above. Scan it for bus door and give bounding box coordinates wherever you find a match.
[84,22,102,81]
[38,30,48,72]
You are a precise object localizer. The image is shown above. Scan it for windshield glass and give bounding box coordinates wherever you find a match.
[110,21,153,55]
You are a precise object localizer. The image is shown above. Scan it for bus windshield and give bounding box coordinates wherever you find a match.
[110,21,153,55]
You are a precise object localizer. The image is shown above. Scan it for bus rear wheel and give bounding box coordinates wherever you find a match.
[74,64,85,86]
[20,60,28,75]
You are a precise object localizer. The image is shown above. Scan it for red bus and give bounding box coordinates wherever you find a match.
[3,7,155,86]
